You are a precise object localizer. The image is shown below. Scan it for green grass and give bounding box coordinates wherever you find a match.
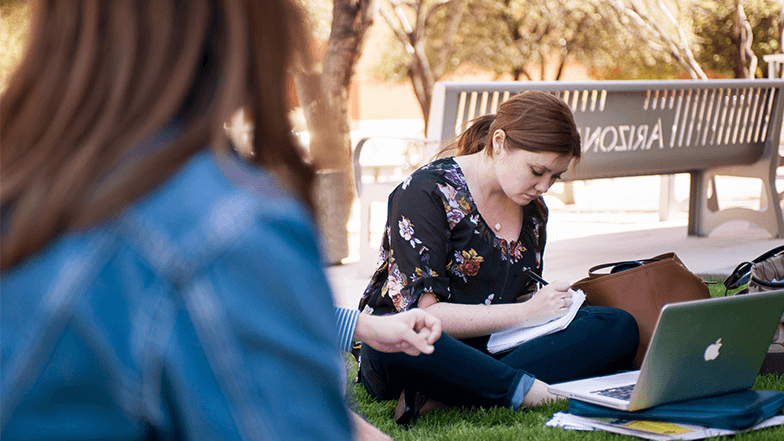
[345,279,784,440]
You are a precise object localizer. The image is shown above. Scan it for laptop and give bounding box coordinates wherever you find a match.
[548,289,784,411]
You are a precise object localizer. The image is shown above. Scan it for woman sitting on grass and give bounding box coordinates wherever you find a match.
[357,91,640,425]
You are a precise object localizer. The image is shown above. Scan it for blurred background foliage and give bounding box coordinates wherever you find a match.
[374,0,782,82]
[693,0,781,78]
[297,0,334,42]
[0,0,30,93]
[2,0,783,97]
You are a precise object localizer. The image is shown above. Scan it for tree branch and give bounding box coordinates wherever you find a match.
[607,0,706,79]
[736,0,757,78]
[432,0,465,78]
[655,0,706,79]
[382,0,435,121]
[380,3,415,56]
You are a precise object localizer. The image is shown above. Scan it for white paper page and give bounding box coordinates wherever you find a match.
[487,289,586,354]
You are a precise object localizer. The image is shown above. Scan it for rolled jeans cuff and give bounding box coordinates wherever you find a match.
[506,372,535,410]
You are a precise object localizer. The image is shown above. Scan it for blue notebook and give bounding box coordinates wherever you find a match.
[568,390,784,430]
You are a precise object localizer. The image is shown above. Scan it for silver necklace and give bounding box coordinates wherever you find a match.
[471,159,503,232]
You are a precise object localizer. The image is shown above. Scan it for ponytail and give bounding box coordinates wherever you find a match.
[437,114,495,158]
[435,91,580,161]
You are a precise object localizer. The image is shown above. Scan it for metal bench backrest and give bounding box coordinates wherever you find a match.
[426,80,784,181]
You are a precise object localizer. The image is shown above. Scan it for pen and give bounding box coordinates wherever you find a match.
[524,268,548,286]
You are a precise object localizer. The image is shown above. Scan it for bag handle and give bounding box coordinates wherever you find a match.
[750,276,784,289]
[750,244,784,264]
[583,253,713,285]
[588,258,662,276]
[723,245,784,293]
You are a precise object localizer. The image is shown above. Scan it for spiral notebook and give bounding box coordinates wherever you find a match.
[487,289,585,354]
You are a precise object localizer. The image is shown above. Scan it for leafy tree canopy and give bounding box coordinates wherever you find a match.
[692,0,781,78]
[375,0,782,82]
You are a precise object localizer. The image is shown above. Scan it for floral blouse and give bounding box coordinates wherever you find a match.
[358,157,548,324]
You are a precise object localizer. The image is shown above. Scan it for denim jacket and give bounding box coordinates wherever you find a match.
[1,151,352,440]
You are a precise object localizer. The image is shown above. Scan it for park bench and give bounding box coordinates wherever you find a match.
[354,79,784,263]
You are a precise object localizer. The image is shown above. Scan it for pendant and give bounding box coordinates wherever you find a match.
[494,223,502,232]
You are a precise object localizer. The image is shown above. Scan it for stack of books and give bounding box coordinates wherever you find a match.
[546,390,784,440]
[547,410,784,441]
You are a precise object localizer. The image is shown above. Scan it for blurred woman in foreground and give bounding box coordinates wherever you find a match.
[1,1,391,439]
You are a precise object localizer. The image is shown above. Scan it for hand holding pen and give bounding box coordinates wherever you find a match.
[524,268,548,287]
[524,268,573,312]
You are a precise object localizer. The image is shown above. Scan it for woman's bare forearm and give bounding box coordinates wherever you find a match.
[417,281,573,339]
[418,300,533,338]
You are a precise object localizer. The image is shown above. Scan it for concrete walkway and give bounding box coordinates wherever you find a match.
[327,175,784,309]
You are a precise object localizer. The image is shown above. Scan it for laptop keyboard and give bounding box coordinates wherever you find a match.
[592,383,635,401]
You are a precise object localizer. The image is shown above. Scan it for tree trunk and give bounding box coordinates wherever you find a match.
[734,0,757,79]
[732,0,747,78]
[408,41,434,123]
[308,0,377,172]
[297,0,376,264]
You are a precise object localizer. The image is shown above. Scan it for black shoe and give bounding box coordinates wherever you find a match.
[393,389,427,426]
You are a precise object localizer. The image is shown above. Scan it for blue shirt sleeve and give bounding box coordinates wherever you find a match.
[334,308,360,353]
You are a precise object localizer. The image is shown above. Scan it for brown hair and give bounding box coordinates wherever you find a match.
[0,0,314,270]
[444,91,581,223]
[451,90,581,160]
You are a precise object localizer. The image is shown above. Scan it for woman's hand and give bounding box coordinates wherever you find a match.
[521,280,574,327]
[354,309,442,356]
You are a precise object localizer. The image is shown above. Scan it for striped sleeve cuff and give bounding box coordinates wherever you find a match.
[334,307,360,353]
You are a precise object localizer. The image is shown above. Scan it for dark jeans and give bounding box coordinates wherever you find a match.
[359,306,639,409]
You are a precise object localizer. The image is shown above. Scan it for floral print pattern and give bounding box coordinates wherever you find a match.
[460,249,484,276]
[359,158,548,317]
[398,216,422,248]
[438,183,471,229]
[448,249,485,282]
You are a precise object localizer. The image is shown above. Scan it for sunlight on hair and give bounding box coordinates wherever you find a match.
[224,108,254,157]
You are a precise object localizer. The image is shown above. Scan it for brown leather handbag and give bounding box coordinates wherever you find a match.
[571,252,710,368]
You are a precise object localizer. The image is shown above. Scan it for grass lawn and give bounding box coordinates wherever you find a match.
[345,280,784,440]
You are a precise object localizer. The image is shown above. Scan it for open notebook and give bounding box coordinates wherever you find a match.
[487,289,585,354]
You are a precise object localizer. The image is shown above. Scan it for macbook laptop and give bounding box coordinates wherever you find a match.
[548,289,784,411]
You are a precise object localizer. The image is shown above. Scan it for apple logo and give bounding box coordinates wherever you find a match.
[704,338,722,361]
